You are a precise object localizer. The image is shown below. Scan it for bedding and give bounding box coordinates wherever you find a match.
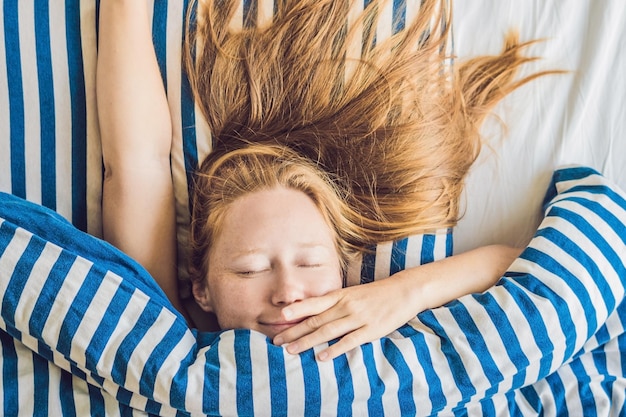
[2,0,626,416]
[1,166,625,416]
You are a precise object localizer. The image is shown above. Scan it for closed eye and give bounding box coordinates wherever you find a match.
[298,263,322,268]
[235,268,269,277]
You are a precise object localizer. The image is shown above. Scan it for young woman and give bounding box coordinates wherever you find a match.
[97,0,536,362]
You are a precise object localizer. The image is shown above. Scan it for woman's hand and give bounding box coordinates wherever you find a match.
[273,245,522,361]
[273,273,422,361]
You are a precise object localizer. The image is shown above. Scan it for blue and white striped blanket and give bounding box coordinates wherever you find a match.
[1,166,625,416]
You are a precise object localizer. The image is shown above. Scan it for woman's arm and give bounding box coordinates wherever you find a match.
[274,244,522,360]
[97,0,183,315]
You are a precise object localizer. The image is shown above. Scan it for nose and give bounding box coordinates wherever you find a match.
[270,265,306,306]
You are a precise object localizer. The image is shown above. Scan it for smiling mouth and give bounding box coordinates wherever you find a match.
[260,319,304,333]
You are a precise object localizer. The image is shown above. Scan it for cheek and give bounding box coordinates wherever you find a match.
[309,269,343,297]
[208,275,269,327]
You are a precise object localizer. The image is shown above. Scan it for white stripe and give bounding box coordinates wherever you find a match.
[346,252,363,287]
[46,359,65,417]
[283,345,306,416]
[374,240,392,280]
[16,241,62,324]
[0,5,11,193]
[372,340,402,416]
[555,363,586,416]
[376,0,394,43]
[257,0,274,28]
[460,296,520,395]
[18,0,42,204]
[345,0,365,82]
[388,328,433,413]
[345,345,370,415]
[70,270,121,370]
[17,339,36,416]
[312,343,339,415]
[251,334,271,416]
[218,332,236,416]
[41,257,92,349]
[0,223,32,308]
[124,308,177,394]
[49,0,73,224]
[433,231,448,261]
[404,235,424,269]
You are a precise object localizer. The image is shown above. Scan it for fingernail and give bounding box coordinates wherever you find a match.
[286,342,299,354]
[318,351,329,361]
[274,336,284,346]
[283,307,293,319]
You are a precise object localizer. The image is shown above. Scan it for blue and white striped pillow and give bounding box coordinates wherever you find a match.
[1,166,625,416]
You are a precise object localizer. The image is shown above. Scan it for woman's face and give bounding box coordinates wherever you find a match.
[194,186,343,338]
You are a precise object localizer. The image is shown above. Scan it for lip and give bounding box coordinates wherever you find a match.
[260,319,304,334]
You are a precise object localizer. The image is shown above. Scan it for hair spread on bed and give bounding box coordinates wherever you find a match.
[184,0,548,261]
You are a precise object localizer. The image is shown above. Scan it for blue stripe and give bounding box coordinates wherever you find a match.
[59,370,77,417]
[502,275,555,379]
[2,236,47,332]
[361,343,384,415]
[381,338,416,415]
[170,348,195,411]
[65,1,88,230]
[419,311,476,401]
[360,246,376,284]
[518,385,541,415]
[29,251,75,339]
[35,0,57,210]
[544,372,568,417]
[267,345,288,415]
[451,302,504,388]
[480,398,496,417]
[86,382,106,416]
[392,0,406,34]
[243,0,257,28]
[235,331,254,416]
[301,348,321,417]
[202,334,221,414]
[445,230,454,257]
[390,237,407,275]
[521,244,589,359]
[3,0,26,198]
[332,344,354,416]
[568,358,598,417]
[181,0,199,202]
[32,348,50,417]
[397,324,445,413]
[152,0,168,88]
[139,319,189,397]
[420,234,435,264]
[567,194,626,245]
[0,220,17,259]
[0,331,19,416]
[56,266,104,356]
[111,302,162,386]
[479,289,529,389]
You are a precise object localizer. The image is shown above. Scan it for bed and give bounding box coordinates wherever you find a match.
[1,1,625,416]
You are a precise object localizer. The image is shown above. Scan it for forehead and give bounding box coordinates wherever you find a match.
[213,186,338,253]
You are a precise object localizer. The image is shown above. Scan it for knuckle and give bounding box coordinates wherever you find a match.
[305,315,323,330]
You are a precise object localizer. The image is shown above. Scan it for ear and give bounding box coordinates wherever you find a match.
[192,279,214,313]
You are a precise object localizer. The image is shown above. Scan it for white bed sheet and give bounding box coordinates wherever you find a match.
[452,0,626,253]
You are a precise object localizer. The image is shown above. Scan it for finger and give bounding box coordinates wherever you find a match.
[316,327,371,361]
[274,304,345,346]
[284,316,360,355]
[281,292,340,321]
